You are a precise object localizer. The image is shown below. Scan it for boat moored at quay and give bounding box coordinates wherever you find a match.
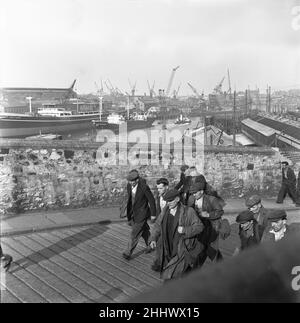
[0,107,101,138]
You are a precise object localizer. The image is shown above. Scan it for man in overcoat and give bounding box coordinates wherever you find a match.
[149,189,204,280]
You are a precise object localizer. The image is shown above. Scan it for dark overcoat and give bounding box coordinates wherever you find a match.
[150,203,204,280]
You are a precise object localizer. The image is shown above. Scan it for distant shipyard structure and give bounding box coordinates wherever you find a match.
[0,80,78,113]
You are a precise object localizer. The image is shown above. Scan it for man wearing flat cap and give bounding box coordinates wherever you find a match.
[234,210,260,255]
[187,177,230,265]
[276,161,300,206]
[123,169,156,260]
[149,189,204,280]
[261,209,300,243]
[245,195,269,240]
[175,165,224,206]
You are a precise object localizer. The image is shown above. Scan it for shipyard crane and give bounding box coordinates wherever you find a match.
[173,83,181,98]
[227,69,232,98]
[128,79,137,97]
[104,81,114,95]
[107,79,121,96]
[213,76,225,94]
[166,65,180,97]
[70,79,77,90]
[147,80,156,97]
[187,82,205,101]
[94,81,105,96]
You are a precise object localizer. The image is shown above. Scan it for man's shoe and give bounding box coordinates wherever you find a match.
[276,201,283,204]
[122,252,131,260]
[2,255,13,272]
[151,263,160,272]
[144,246,153,254]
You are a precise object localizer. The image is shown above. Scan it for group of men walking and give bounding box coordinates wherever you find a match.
[122,163,300,282]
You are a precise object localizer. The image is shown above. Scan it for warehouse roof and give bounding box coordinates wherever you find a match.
[241,118,277,137]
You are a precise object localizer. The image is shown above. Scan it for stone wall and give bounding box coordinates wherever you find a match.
[0,139,290,215]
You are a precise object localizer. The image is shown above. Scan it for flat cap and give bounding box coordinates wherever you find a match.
[236,210,255,224]
[268,209,287,222]
[163,189,180,202]
[245,195,261,208]
[127,170,139,181]
[189,177,206,193]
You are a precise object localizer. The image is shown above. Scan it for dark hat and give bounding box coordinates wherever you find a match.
[189,177,206,193]
[180,165,189,172]
[156,177,169,186]
[245,195,261,208]
[268,209,287,222]
[127,170,139,181]
[163,189,180,202]
[236,210,255,224]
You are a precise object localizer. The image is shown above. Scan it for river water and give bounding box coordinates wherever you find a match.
[63,117,204,143]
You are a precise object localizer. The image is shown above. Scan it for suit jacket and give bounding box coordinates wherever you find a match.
[239,221,260,251]
[253,206,270,240]
[155,193,168,218]
[282,167,296,186]
[187,194,224,220]
[187,194,227,256]
[126,178,156,223]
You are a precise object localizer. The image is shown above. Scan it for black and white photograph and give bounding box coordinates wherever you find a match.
[0,0,300,307]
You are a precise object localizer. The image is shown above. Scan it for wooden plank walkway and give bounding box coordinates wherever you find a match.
[0,221,240,303]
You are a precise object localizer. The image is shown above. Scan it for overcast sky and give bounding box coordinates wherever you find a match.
[0,0,300,95]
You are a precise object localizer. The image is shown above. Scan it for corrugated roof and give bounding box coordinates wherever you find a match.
[241,118,277,137]
[251,116,300,141]
[235,133,255,146]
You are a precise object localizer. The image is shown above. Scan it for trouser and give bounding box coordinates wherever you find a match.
[126,220,150,255]
[197,248,223,267]
[276,184,297,203]
[152,237,162,269]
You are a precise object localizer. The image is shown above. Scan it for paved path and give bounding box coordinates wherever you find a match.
[1,199,298,237]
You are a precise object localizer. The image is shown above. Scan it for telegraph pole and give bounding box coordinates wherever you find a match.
[233,90,236,146]
[268,86,271,113]
[266,86,269,113]
[245,89,248,115]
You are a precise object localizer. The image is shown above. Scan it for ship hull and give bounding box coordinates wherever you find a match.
[93,118,155,133]
[0,113,100,138]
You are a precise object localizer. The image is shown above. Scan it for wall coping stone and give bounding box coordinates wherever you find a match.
[0,139,278,155]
